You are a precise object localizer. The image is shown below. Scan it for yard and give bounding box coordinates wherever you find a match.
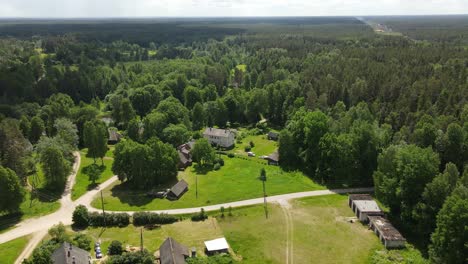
[233,133,278,157]
[92,156,323,211]
[0,235,30,263]
[72,147,115,200]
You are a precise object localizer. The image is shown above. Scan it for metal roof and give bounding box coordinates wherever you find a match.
[353,200,382,213]
[368,216,406,241]
[204,237,229,252]
[159,237,189,264]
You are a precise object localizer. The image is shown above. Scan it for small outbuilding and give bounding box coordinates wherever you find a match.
[167,180,189,200]
[267,131,279,141]
[368,216,406,249]
[266,151,279,165]
[348,194,373,208]
[204,237,229,255]
[159,237,190,264]
[51,242,91,264]
[108,128,122,145]
[352,200,384,222]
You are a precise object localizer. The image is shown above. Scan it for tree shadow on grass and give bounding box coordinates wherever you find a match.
[109,181,175,207]
[0,212,23,233]
[82,164,107,191]
[192,164,212,175]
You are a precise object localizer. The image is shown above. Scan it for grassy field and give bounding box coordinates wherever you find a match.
[72,147,115,200]
[92,156,322,211]
[233,133,278,157]
[0,235,30,263]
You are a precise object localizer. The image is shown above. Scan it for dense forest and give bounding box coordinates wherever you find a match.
[0,17,467,263]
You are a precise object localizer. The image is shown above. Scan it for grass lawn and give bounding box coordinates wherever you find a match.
[92,157,323,211]
[0,235,30,263]
[72,147,115,201]
[233,133,278,157]
[80,219,223,257]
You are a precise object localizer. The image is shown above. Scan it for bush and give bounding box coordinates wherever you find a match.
[73,233,91,251]
[109,249,154,264]
[191,208,208,222]
[249,141,255,148]
[214,157,224,166]
[244,145,251,152]
[227,153,235,158]
[108,240,123,256]
[132,212,179,226]
[72,205,89,228]
[88,212,130,227]
[213,163,221,170]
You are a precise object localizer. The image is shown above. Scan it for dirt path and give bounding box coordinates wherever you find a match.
[279,199,293,264]
[14,230,47,264]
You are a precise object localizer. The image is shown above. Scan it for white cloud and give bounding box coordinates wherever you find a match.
[0,0,466,18]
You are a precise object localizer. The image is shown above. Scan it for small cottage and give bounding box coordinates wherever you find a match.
[167,180,189,200]
[51,242,91,264]
[203,128,235,148]
[348,194,373,208]
[159,237,190,264]
[368,216,406,249]
[266,151,279,165]
[352,200,384,222]
[204,237,229,255]
[108,128,122,145]
[267,131,279,141]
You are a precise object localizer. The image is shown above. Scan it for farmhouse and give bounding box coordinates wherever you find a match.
[177,140,195,169]
[167,179,189,200]
[204,237,229,255]
[266,151,279,165]
[368,216,406,249]
[267,131,279,141]
[158,237,190,264]
[51,242,91,264]
[203,128,235,148]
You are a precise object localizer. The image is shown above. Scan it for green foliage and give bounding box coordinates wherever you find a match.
[191,208,208,222]
[72,205,89,228]
[132,212,179,226]
[40,146,70,190]
[48,222,69,243]
[429,185,468,264]
[187,255,236,264]
[72,233,92,251]
[83,120,107,163]
[191,138,216,166]
[54,118,78,149]
[107,249,154,264]
[161,123,191,147]
[88,212,130,227]
[29,116,45,144]
[0,118,32,180]
[0,166,24,213]
[108,240,123,256]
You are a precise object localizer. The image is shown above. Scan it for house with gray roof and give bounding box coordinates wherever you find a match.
[159,237,190,264]
[203,128,235,148]
[167,179,189,200]
[51,242,91,264]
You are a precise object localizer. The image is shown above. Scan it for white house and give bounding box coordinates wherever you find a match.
[204,237,229,255]
[203,128,236,148]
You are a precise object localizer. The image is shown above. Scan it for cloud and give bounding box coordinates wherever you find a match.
[0,0,466,18]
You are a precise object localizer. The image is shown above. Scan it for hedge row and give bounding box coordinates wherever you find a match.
[133,212,179,226]
[88,212,130,227]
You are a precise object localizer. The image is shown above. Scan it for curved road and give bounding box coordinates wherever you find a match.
[2,151,373,262]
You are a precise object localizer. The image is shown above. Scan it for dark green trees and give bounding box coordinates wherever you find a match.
[0,166,24,213]
[83,120,108,164]
[40,146,70,190]
[191,138,215,166]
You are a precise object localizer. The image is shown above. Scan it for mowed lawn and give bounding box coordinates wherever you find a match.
[0,235,30,263]
[92,157,323,211]
[72,147,115,200]
[233,133,278,157]
[81,219,224,257]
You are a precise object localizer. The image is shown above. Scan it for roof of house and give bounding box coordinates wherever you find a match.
[169,180,188,197]
[268,131,279,138]
[349,194,373,202]
[267,151,279,162]
[353,200,382,213]
[159,237,189,264]
[204,238,229,252]
[368,216,406,242]
[51,242,90,264]
[178,151,191,165]
[203,128,235,138]
[108,128,122,142]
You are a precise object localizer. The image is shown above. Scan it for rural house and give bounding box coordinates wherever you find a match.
[203,128,236,148]
[177,140,195,170]
[266,151,279,165]
[167,179,189,200]
[51,242,91,264]
[204,237,230,255]
[158,237,190,264]
[368,216,406,249]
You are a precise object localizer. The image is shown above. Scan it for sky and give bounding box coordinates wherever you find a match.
[0,0,467,18]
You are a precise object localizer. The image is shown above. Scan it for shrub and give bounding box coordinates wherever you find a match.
[214,157,224,166]
[88,212,130,227]
[191,208,208,222]
[72,205,89,228]
[244,145,251,152]
[108,240,123,255]
[249,141,255,148]
[227,153,235,158]
[73,233,91,251]
[213,163,221,170]
[133,212,179,226]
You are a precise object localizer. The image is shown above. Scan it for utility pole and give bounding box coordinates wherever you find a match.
[196,175,198,199]
[100,190,106,227]
[140,228,144,253]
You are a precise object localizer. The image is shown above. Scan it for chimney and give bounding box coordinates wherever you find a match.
[72,256,76,264]
[69,243,72,250]
[68,251,70,257]
[191,247,197,258]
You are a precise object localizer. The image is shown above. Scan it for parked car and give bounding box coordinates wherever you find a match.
[247,152,256,157]
[95,242,103,259]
